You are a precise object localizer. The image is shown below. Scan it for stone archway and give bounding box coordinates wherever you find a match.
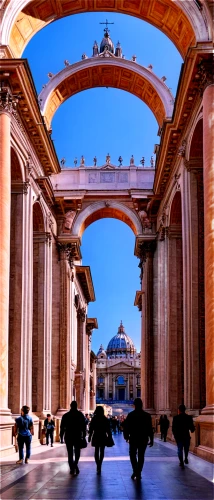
[2,0,211,59]
[72,201,143,238]
[39,58,174,130]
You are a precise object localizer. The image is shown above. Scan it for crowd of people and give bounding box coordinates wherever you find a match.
[14,400,195,479]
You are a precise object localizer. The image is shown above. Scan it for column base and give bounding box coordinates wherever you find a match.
[193,415,214,463]
[0,408,15,457]
[201,404,214,415]
[55,408,69,418]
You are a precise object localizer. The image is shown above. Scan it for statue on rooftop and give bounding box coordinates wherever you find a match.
[93,156,97,166]
[140,157,145,167]
[80,155,85,166]
[118,156,123,166]
[130,155,135,165]
[106,153,111,164]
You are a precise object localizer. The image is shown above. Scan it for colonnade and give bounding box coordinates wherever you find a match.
[0,88,97,456]
[139,84,214,461]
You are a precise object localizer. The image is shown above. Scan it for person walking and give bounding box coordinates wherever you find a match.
[14,406,34,464]
[172,404,195,469]
[60,401,86,475]
[88,406,113,474]
[44,414,55,447]
[123,398,153,480]
[160,414,169,442]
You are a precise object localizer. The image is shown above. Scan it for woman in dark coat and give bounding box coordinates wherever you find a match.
[88,406,112,474]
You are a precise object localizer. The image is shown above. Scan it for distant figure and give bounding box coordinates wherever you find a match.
[88,406,113,474]
[60,401,86,475]
[160,414,169,442]
[93,156,97,166]
[80,155,85,166]
[123,398,153,480]
[44,414,55,447]
[14,406,34,464]
[172,404,195,469]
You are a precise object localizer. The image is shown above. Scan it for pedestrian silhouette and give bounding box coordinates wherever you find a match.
[160,414,169,442]
[44,414,55,447]
[123,398,153,480]
[88,406,113,474]
[172,404,195,469]
[60,401,86,475]
[14,405,34,464]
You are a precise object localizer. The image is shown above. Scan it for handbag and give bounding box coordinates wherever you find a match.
[105,434,115,447]
[80,437,87,449]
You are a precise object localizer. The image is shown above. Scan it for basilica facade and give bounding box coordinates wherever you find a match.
[96,322,141,403]
[0,0,213,463]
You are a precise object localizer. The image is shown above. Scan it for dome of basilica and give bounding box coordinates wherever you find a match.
[106,321,136,355]
[100,32,115,54]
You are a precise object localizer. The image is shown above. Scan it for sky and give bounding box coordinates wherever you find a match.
[23,12,182,353]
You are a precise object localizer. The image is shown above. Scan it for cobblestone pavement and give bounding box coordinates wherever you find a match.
[0,435,213,499]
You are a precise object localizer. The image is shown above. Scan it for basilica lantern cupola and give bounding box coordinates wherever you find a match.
[100,29,115,54]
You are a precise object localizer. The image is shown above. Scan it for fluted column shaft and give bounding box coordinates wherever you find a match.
[202,84,214,414]
[0,111,11,415]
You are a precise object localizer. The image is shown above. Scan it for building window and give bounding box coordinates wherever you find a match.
[117,376,125,385]
[98,376,104,384]
[109,392,112,399]
[137,388,141,397]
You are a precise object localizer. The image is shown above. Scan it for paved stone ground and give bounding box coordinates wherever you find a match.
[0,435,213,500]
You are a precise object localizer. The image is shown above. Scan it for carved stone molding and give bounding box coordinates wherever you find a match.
[0,85,19,115]
[57,242,77,266]
[195,58,214,96]
[63,210,76,232]
[157,204,169,241]
[177,139,187,157]
[77,307,86,323]
[138,240,156,281]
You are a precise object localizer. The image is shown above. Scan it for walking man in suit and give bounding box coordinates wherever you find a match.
[60,401,86,475]
[172,404,195,469]
[123,398,153,480]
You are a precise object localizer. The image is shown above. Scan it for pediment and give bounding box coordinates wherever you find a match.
[100,163,116,170]
[109,361,133,369]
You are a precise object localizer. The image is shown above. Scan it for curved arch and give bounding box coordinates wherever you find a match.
[3,0,211,60]
[72,201,142,237]
[169,190,182,226]
[11,147,24,181]
[33,201,45,232]
[39,58,173,129]
[188,117,203,163]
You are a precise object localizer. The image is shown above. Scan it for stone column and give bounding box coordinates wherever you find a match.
[0,87,18,454]
[202,84,214,415]
[32,231,52,416]
[75,307,86,411]
[56,244,73,415]
[140,241,155,412]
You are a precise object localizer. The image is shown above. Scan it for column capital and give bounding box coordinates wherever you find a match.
[57,242,76,266]
[195,58,213,96]
[0,84,20,116]
[77,307,86,323]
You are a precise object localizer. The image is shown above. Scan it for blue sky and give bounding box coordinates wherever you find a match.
[24,13,182,353]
